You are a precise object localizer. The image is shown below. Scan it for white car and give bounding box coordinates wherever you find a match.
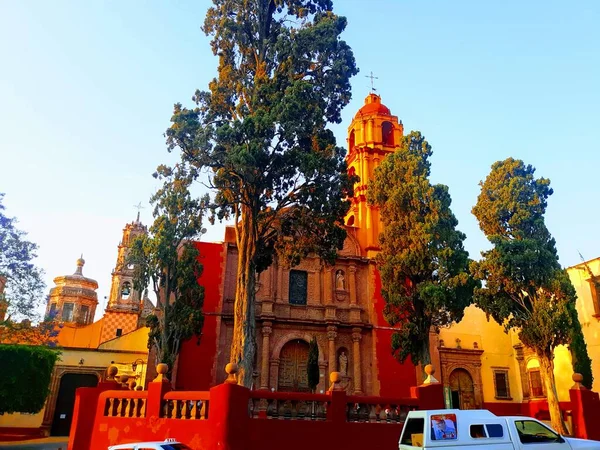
[108,438,192,450]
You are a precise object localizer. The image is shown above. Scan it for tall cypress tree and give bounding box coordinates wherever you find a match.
[165,0,358,386]
[368,131,477,368]
[471,157,578,434]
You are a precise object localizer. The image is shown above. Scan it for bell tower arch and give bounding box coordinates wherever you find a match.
[345,93,403,257]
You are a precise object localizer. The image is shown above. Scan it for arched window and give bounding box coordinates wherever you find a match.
[349,130,356,152]
[121,281,132,300]
[382,121,394,146]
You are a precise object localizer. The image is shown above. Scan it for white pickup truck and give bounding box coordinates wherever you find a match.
[399,409,600,450]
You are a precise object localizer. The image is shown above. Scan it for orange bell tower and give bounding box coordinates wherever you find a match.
[345,93,403,257]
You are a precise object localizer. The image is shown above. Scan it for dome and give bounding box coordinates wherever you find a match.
[354,93,391,118]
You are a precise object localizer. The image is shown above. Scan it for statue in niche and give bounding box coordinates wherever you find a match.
[335,270,346,290]
[338,351,348,375]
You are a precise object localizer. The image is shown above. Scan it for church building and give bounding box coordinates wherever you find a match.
[176,93,417,397]
[174,93,586,425]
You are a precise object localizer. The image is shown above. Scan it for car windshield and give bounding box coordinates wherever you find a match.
[515,420,560,444]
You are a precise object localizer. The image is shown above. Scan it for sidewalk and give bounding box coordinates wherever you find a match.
[0,437,68,449]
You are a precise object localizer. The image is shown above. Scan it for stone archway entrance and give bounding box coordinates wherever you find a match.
[278,339,310,392]
[449,368,475,410]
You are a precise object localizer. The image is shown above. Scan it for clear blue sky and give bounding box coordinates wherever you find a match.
[1,1,599,318]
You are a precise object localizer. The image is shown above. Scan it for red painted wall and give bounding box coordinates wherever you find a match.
[176,242,225,390]
[372,268,417,397]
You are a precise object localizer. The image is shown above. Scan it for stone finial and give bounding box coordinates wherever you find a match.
[119,375,130,385]
[153,363,170,383]
[106,365,118,380]
[128,379,137,390]
[571,373,586,390]
[225,363,238,384]
[423,364,439,385]
[328,371,344,392]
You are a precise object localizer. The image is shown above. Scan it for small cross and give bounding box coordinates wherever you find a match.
[366,71,379,92]
[133,202,144,222]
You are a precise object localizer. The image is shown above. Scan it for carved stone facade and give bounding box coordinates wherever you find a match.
[214,228,375,394]
[438,345,484,409]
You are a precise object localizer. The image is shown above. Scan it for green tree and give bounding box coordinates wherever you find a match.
[0,344,59,414]
[570,258,594,389]
[165,0,358,386]
[471,157,576,434]
[0,193,45,320]
[368,131,477,369]
[307,336,319,393]
[129,167,208,374]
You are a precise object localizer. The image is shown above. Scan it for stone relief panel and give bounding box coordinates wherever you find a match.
[338,232,361,257]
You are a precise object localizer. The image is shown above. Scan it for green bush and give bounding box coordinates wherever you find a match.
[0,344,59,414]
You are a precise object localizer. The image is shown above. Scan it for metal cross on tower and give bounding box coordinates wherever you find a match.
[366,71,379,92]
[133,202,144,222]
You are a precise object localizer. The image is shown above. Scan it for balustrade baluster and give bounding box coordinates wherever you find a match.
[190,400,198,419]
[171,400,179,419]
[107,398,115,417]
[181,400,189,419]
[140,398,146,417]
[200,400,207,419]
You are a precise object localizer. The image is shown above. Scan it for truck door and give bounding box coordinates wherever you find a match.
[510,419,568,450]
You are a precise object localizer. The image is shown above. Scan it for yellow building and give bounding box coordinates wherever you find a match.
[567,257,600,393]
[0,217,153,439]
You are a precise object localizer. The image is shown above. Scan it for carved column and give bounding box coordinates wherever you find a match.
[352,327,363,394]
[315,267,322,305]
[260,322,272,390]
[275,262,283,302]
[327,326,338,378]
[349,264,357,305]
[270,359,280,390]
[324,267,333,304]
[318,361,327,393]
[514,344,530,399]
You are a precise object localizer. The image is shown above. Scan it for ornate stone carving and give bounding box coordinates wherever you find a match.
[262,322,272,336]
[335,270,346,290]
[327,326,338,341]
[438,347,484,409]
[338,351,348,375]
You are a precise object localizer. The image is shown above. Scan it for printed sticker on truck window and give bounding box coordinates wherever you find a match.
[431,414,457,440]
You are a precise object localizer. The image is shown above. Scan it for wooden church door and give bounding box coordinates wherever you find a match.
[449,368,475,410]
[278,340,310,392]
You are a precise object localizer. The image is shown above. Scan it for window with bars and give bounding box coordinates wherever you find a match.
[62,303,74,321]
[493,369,511,399]
[529,369,545,398]
[289,270,308,306]
[78,305,90,324]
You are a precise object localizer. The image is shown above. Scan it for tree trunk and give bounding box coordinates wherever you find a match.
[418,332,432,382]
[539,355,569,435]
[230,210,258,387]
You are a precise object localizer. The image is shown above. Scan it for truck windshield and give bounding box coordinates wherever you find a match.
[400,418,425,447]
[515,420,560,444]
